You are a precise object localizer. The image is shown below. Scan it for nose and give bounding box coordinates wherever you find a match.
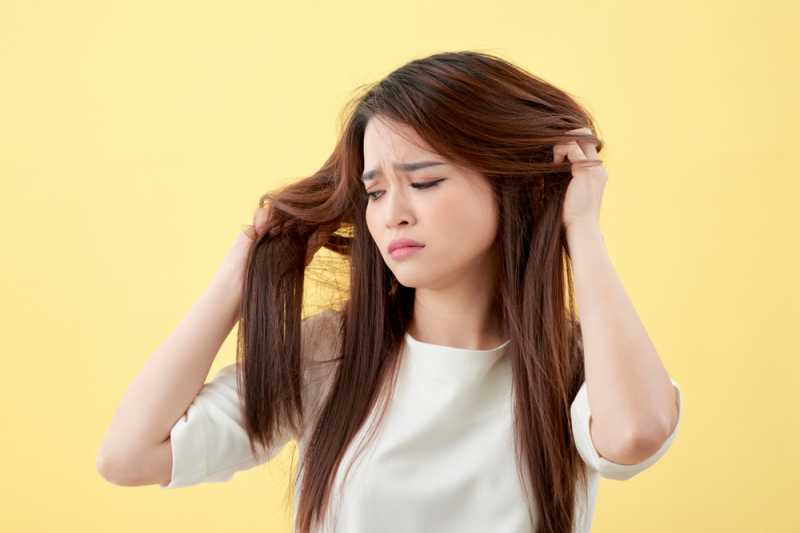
[383,185,416,229]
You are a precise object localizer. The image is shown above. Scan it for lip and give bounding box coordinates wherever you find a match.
[388,238,425,254]
[390,245,425,259]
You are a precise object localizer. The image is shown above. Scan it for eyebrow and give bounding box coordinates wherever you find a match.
[360,160,446,182]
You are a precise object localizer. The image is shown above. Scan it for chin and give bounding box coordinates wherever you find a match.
[392,270,443,290]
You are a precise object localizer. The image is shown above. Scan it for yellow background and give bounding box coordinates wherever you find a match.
[1,0,797,531]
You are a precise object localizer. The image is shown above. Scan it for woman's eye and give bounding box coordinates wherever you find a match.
[365,178,445,202]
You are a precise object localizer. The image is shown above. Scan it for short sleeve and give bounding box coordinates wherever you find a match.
[570,377,682,481]
[159,363,292,489]
[159,308,342,489]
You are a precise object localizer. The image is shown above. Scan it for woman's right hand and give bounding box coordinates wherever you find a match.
[214,202,272,296]
[213,198,329,299]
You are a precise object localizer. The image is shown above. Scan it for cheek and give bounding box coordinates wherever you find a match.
[365,211,380,242]
[435,192,498,247]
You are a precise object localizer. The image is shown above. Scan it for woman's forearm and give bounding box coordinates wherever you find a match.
[566,220,678,462]
[97,267,242,465]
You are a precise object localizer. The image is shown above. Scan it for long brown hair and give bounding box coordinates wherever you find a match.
[237,49,604,533]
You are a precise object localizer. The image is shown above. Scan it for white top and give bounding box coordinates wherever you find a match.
[161,310,683,532]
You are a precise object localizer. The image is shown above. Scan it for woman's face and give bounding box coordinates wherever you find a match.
[362,116,500,290]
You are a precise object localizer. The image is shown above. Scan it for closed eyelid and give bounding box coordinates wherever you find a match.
[364,178,446,201]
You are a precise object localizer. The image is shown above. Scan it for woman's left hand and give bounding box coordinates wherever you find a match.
[554,126,608,230]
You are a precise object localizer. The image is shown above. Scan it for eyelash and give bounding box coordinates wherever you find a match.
[364,179,446,202]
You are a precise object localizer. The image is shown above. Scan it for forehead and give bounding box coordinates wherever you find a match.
[363,117,438,165]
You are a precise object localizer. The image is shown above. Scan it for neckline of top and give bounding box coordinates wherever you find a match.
[403,331,512,354]
[401,331,512,378]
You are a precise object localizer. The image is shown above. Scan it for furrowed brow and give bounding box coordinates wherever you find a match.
[361,160,446,182]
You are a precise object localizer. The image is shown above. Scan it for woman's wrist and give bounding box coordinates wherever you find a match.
[210,256,245,307]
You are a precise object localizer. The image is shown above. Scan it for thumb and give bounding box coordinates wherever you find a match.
[240,224,258,241]
[252,207,270,236]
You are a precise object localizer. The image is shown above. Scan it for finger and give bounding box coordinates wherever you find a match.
[554,128,590,163]
[253,207,270,233]
[554,141,587,164]
[579,141,599,160]
[553,143,566,164]
[565,127,592,135]
[254,196,272,225]
[575,136,599,160]
[564,141,587,162]
[241,224,258,241]
[567,127,599,160]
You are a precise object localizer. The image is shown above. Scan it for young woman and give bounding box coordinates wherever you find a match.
[98,50,682,533]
